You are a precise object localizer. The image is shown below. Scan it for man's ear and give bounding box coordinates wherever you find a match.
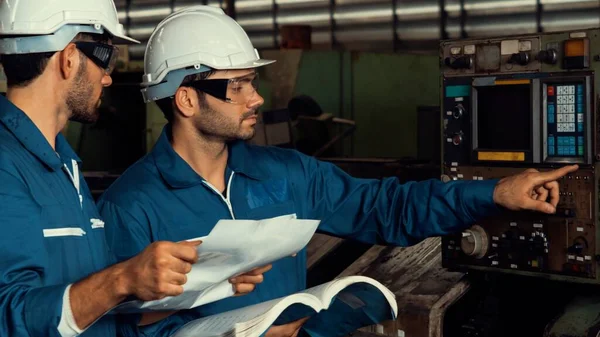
[174,87,201,118]
[59,43,80,80]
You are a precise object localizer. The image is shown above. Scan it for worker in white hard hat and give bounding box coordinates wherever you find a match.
[0,1,268,337]
[97,5,578,337]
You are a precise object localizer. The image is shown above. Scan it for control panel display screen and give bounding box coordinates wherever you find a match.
[476,84,531,151]
[546,83,586,158]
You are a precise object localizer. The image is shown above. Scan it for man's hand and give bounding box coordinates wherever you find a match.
[493,164,579,214]
[265,317,310,337]
[230,264,272,296]
[70,240,200,330]
[119,240,201,301]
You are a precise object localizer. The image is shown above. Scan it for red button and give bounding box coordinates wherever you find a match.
[548,86,555,96]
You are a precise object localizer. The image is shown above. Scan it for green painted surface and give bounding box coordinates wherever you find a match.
[293,51,344,118]
[293,51,353,156]
[64,121,84,153]
[351,52,440,158]
[342,52,354,156]
[146,101,167,152]
[293,50,439,158]
[258,77,274,112]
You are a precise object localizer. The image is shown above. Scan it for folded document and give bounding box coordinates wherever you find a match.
[114,214,320,312]
[170,275,398,337]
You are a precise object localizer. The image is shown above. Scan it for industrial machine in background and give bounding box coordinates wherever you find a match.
[440,29,600,337]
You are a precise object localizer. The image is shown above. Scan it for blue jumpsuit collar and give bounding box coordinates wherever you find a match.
[228,139,270,181]
[0,96,81,171]
[152,124,269,189]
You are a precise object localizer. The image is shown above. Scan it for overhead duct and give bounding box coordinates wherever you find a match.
[115,0,600,60]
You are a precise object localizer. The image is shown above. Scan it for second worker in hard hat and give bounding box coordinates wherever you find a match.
[0,1,269,337]
[97,5,578,337]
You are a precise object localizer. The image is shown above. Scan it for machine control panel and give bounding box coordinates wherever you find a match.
[442,167,596,281]
[442,36,543,77]
[440,30,599,284]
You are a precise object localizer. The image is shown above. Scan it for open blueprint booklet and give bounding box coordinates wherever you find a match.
[170,276,398,337]
[114,214,320,312]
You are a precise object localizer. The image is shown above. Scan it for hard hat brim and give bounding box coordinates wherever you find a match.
[214,58,277,70]
[111,33,140,45]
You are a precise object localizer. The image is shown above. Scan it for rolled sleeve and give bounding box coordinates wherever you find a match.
[57,284,83,337]
[25,284,71,337]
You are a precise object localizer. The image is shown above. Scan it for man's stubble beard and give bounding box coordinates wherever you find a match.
[66,61,100,124]
[193,98,258,142]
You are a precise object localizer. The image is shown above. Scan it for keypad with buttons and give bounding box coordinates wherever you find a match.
[546,84,585,158]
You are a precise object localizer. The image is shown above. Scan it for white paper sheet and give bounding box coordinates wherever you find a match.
[113,214,320,312]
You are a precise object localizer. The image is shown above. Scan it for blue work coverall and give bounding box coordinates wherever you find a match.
[0,96,139,336]
[97,124,500,336]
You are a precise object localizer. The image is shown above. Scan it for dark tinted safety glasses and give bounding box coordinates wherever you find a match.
[74,41,119,75]
[186,72,259,105]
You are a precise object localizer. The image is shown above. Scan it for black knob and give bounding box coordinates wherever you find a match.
[453,105,465,119]
[445,56,473,70]
[537,49,558,65]
[508,52,530,66]
[568,243,584,255]
[452,133,463,146]
[555,207,575,218]
[568,238,588,255]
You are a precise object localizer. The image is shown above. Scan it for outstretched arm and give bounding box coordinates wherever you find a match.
[292,152,577,246]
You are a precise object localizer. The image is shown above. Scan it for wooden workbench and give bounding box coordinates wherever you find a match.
[338,237,470,337]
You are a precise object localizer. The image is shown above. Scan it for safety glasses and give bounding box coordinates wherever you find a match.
[186,72,259,105]
[74,41,119,75]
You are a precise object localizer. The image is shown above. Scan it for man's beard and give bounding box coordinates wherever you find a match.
[194,98,257,141]
[66,62,99,124]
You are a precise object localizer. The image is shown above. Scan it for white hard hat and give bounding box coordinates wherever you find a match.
[0,0,139,55]
[140,5,276,103]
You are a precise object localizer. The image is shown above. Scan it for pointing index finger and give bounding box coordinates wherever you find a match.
[534,165,578,184]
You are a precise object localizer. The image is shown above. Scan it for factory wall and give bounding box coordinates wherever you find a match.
[1,49,439,171]
[144,50,440,161]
